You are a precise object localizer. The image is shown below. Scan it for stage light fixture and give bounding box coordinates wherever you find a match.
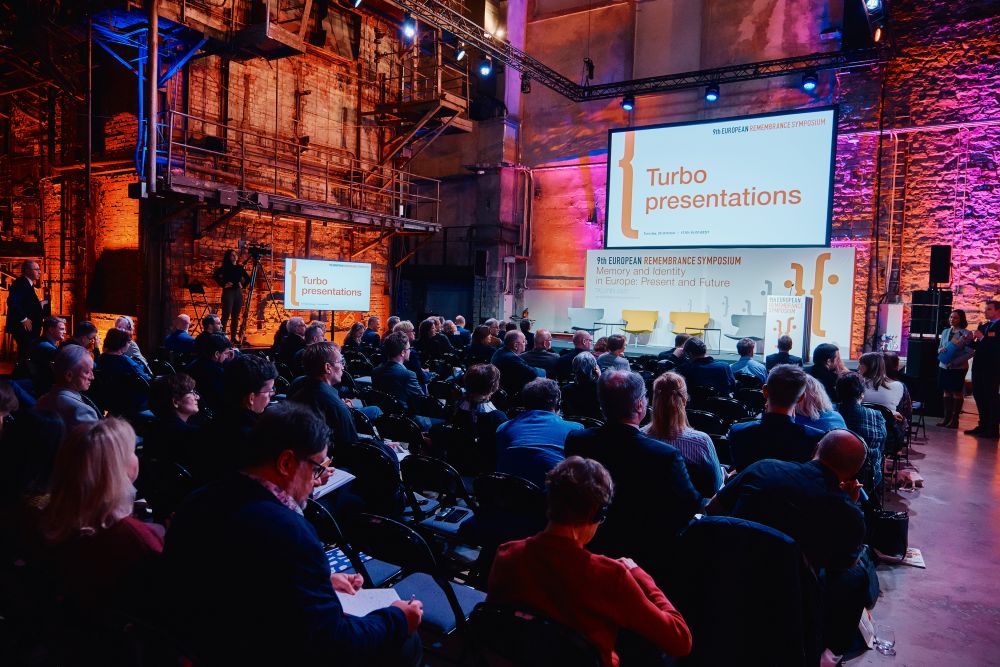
[705,84,720,102]
[456,42,466,61]
[801,72,818,91]
[521,74,531,94]
[495,26,506,39]
[873,24,883,42]
[353,0,362,7]
[864,0,881,11]
[478,56,493,77]
[402,15,417,40]
[621,95,635,111]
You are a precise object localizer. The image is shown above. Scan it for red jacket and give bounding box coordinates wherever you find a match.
[488,532,692,667]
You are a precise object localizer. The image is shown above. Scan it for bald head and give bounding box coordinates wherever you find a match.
[504,329,526,352]
[533,329,552,350]
[816,430,867,481]
[572,329,593,351]
[173,314,191,332]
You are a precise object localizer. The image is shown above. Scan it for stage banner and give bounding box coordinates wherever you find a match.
[764,295,812,362]
[584,247,855,352]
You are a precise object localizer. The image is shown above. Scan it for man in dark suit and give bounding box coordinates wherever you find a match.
[520,329,560,376]
[565,370,702,581]
[966,300,1000,438]
[765,334,803,371]
[678,336,735,396]
[807,343,841,403]
[5,260,46,362]
[362,315,381,347]
[554,330,594,381]
[728,364,824,471]
[278,316,307,368]
[372,331,426,411]
[162,402,423,666]
[492,330,544,395]
[454,315,473,346]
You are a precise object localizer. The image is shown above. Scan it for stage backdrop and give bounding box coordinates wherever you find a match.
[584,247,855,353]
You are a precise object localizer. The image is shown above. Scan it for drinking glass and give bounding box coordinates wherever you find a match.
[873,624,896,656]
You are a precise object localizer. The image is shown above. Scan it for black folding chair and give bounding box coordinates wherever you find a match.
[303,499,401,587]
[350,407,381,438]
[427,423,485,475]
[702,396,754,425]
[336,441,407,518]
[735,373,764,390]
[134,459,194,523]
[347,358,375,378]
[400,454,477,537]
[686,409,729,437]
[734,387,766,415]
[362,389,407,416]
[562,415,605,429]
[348,513,486,636]
[469,602,603,667]
[374,414,426,451]
[687,384,719,407]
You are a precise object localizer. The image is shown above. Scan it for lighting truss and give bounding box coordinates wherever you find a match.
[390,0,885,101]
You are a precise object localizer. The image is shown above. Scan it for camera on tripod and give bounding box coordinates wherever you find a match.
[246,242,272,259]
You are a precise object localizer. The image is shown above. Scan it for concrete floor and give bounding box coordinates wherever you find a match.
[845,406,1000,666]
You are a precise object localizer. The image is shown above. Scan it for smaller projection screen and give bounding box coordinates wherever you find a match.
[605,106,837,249]
[283,258,371,311]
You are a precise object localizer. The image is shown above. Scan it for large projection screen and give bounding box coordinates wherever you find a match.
[283,258,372,311]
[605,107,837,249]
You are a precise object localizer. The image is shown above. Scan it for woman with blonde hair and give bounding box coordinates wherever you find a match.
[794,374,847,432]
[41,417,163,612]
[642,372,723,497]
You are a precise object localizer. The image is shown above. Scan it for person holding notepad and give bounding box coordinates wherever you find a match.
[162,403,423,666]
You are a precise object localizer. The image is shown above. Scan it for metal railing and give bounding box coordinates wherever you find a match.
[159,110,440,225]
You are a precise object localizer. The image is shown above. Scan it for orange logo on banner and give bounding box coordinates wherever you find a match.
[772,316,798,337]
[618,132,638,239]
[783,252,840,337]
[289,259,299,307]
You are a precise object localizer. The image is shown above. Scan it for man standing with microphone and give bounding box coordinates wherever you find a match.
[5,260,47,364]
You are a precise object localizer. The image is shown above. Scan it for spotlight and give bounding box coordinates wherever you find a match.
[402,15,416,40]
[621,95,635,111]
[583,57,595,81]
[456,42,466,61]
[353,0,362,7]
[520,74,531,94]
[872,24,883,42]
[705,84,719,102]
[495,26,505,39]
[478,56,493,77]
[801,72,818,92]
[864,0,881,11]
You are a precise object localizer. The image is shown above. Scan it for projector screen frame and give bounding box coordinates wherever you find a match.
[603,105,839,250]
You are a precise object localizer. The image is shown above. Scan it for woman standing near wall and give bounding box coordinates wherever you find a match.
[213,250,251,342]
[937,309,974,428]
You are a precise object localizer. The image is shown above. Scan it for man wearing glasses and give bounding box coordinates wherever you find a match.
[163,402,423,665]
[967,300,1000,438]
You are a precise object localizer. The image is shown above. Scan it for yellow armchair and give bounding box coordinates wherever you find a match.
[622,309,659,346]
[670,312,711,335]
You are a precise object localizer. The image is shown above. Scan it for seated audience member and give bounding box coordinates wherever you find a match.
[765,334,803,371]
[342,322,365,351]
[807,343,842,402]
[289,342,364,450]
[708,430,870,659]
[555,330,594,381]
[114,316,150,373]
[858,352,905,416]
[495,379,583,487]
[415,317,453,359]
[656,333,691,373]
[184,333,233,413]
[489,456,692,667]
[593,337,609,354]
[728,365,824,471]
[730,337,767,384]
[835,372,886,500]
[96,328,152,415]
[643,372,723,498]
[492,330,544,395]
[99,328,153,382]
[61,320,99,355]
[195,313,222,345]
[561,352,603,420]
[278,316,307,368]
[453,314,472,346]
[504,321,518,334]
[439,363,508,472]
[37,345,101,428]
[519,318,535,351]
[484,318,503,347]
[795,375,848,432]
[679,336,735,396]
[293,323,326,375]
[465,325,497,366]
[442,320,464,349]
[393,320,430,386]
[386,315,401,335]
[162,403,423,666]
[164,314,196,354]
[362,315,382,347]
[29,316,66,393]
[41,418,162,616]
[520,329,559,376]
[373,332,435,428]
[565,371,701,578]
[597,334,631,373]
[144,373,202,475]
[880,350,913,421]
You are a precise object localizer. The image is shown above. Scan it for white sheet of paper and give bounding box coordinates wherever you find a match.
[313,468,356,499]
[336,588,401,617]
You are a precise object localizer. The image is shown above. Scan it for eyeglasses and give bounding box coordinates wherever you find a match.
[257,387,277,396]
[300,456,332,480]
[184,390,200,398]
[331,359,346,368]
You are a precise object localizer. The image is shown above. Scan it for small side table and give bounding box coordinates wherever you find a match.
[685,327,723,355]
[595,321,627,338]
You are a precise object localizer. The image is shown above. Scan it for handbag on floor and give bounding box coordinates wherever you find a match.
[869,510,909,563]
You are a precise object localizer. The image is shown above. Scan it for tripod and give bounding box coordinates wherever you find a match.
[236,253,284,347]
